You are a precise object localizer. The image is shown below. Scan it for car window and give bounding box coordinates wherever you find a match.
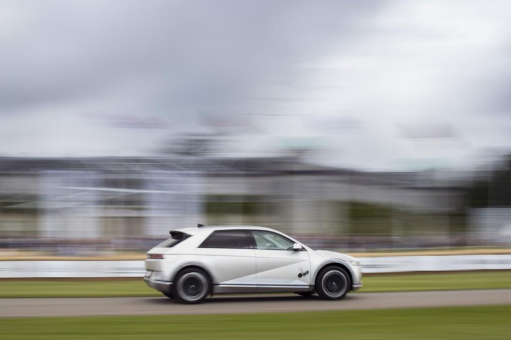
[156,232,190,248]
[199,230,251,249]
[252,230,295,250]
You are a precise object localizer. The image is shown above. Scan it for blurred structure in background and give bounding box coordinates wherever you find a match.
[2,0,511,262]
[3,152,505,256]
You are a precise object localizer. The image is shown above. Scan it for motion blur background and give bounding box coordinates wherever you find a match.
[1,0,511,258]
[3,2,511,339]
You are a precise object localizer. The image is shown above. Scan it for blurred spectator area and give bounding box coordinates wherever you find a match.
[0,156,497,254]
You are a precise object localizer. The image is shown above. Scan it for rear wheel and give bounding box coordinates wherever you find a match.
[315,266,350,300]
[173,268,211,304]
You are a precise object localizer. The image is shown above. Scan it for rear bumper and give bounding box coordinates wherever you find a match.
[144,278,173,292]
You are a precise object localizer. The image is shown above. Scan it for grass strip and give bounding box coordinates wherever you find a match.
[1,305,511,340]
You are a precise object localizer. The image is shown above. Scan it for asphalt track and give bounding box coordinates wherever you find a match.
[2,289,511,318]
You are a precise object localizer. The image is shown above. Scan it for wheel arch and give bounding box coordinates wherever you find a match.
[313,260,354,289]
[171,263,215,284]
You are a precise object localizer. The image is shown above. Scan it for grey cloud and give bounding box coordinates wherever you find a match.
[0,0,379,114]
[2,0,511,170]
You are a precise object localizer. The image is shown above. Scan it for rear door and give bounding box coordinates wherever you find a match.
[250,230,311,291]
[195,230,257,292]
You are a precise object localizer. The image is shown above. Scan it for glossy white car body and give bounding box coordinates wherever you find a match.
[144,225,362,303]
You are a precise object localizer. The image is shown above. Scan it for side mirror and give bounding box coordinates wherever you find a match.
[292,243,303,251]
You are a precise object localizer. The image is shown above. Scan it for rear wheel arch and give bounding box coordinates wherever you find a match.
[173,264,214,284]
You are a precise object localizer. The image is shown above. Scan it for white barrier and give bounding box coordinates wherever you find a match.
[1,255,511,278]
[0,261,145,278]
[359,255,511,273]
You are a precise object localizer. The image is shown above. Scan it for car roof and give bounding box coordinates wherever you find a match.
[171,225,274,236]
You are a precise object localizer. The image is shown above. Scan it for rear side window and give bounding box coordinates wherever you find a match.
[199,230,251,249]
[156,232,190,248]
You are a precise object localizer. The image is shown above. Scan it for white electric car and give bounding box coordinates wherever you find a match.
[144,225,362,304]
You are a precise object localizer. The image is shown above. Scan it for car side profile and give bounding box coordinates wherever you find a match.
[144,225,362,304]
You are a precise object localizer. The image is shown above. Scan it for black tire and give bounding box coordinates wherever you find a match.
[295,291,314,297]
[172,268,211,304]
[162,291,174,299]
[315,266,350,300]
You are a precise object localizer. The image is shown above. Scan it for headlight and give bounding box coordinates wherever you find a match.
[349,260,361,267]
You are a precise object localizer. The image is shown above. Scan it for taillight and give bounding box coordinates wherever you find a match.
[146,254,164,260]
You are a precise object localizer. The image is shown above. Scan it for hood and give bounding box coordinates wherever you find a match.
[314,250,358,262]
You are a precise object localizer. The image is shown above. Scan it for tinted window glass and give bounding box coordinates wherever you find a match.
[156,232,190,248]
[200,230,251,249]
[252,230,294,250]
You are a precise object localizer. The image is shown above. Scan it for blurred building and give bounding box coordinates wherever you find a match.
[0,156,464,251]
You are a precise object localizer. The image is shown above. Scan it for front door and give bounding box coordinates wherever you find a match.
[250,230,311,292]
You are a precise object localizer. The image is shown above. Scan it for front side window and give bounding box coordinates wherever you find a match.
[200,230,251,249]
[252,230,295,251]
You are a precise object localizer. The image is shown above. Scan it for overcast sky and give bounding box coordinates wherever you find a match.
[1,0,511,170]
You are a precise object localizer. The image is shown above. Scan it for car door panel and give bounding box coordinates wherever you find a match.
[194,248,257,286]
[195,230,257,292]
[250,230,311,291]
[255,250,311,288]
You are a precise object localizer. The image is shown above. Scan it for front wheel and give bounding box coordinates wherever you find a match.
[315,266,350,300]
[173,268,211,304]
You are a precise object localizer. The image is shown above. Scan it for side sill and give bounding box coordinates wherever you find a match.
[212,284,313,294]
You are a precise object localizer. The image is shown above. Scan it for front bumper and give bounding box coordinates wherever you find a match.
[352,283,363,291]
[350,264,363,291]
